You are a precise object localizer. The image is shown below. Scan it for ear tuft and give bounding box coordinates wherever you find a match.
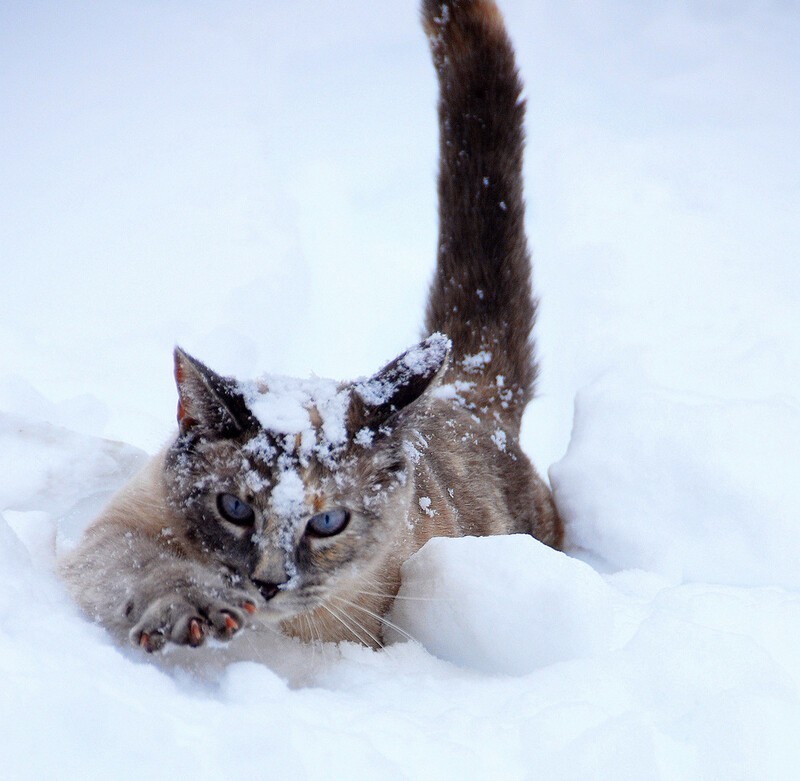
[173,347,254,438]
[350,333,451,433]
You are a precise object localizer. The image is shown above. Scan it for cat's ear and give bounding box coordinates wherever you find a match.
[173,348,254,438]
[350,333,451,434]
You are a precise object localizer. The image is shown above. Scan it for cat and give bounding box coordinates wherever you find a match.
[59,0,562,653]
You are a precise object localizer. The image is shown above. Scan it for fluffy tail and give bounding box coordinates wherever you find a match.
[422,0,536,424]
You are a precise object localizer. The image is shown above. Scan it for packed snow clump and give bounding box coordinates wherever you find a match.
[240,373,350,457]
[550,370,800,590]
[391,534,613,674]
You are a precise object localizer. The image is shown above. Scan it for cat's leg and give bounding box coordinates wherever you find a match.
[123,560,259,652]
[60,528,260,652]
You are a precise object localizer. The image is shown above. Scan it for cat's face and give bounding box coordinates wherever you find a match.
[163,336,448,621]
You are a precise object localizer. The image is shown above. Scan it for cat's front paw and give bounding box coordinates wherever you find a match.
[128,583,258,653]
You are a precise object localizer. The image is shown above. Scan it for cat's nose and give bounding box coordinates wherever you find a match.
[251,579,282,601]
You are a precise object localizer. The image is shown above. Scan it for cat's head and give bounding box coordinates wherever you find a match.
[162,334,450,622]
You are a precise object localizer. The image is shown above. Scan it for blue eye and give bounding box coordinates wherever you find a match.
[306,508,350,538]
[217,493,255,526]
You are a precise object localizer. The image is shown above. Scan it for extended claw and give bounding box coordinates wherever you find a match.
[188,618,205,646]
[139,631,165,653]
[224,614,239,631]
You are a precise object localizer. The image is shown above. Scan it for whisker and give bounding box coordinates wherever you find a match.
[353,571,445,604]
[301,613,317,667]
[331,595,416,645]
[308,611,331,670]
[231,613,282,669]
[322,602,383,650]
[319,603,367,647]
[342,613,385,651]
[352,588,442,603]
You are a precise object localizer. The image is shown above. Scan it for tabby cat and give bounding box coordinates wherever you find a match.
[60,0,562,652]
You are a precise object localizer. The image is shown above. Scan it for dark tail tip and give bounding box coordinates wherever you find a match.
[422,0,506,56]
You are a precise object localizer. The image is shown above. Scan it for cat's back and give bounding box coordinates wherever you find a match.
[408,396,561,550]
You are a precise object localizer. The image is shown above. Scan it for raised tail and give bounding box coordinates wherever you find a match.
[422,0,536,425]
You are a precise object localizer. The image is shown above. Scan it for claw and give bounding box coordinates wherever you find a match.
[139,632,151,650]
[242,601,257,615]
[224,614,239,631]
[188,618,204,645]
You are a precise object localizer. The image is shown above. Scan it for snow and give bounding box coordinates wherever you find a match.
[462,350,493,372]
[353,426,375,448]
[2,1,800,778]
[241,373,350,462]
[418,496,436,517]
[400,332,450,375]
[268,467,306,521]
[491,426,507,452]
[550,370,800,589]
[391,535,614,674]
[354,332,450,406]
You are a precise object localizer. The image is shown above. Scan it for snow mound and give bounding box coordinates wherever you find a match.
[550,371,800,589]
[0,412,147,556]
[390,534,613,674]
[0,411,146,517]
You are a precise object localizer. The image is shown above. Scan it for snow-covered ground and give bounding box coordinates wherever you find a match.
[2,1,799,778]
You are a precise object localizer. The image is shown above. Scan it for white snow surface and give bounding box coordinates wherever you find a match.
[2,1,800,778]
